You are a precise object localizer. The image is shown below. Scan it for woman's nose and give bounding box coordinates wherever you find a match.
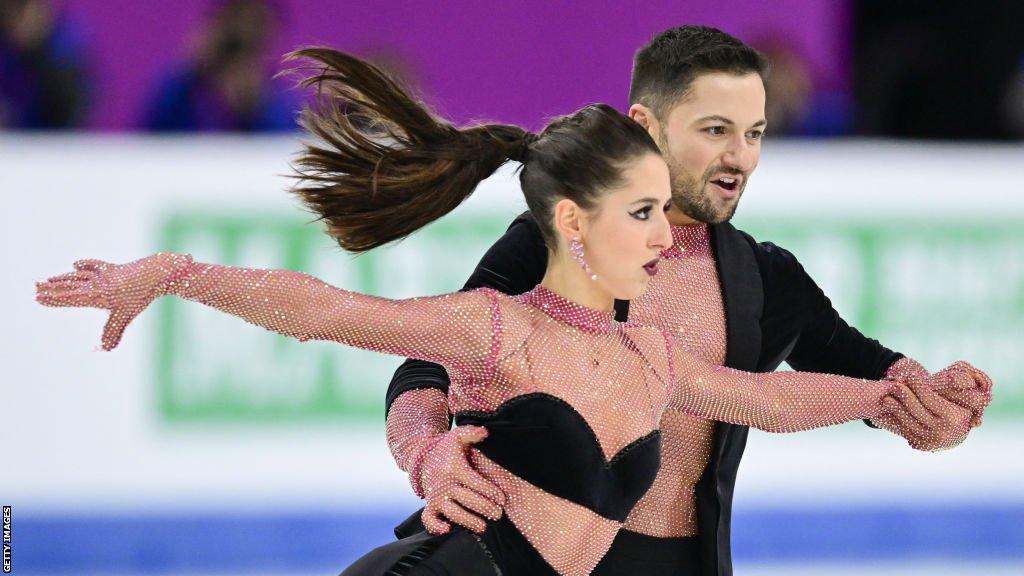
[651,215,672,251]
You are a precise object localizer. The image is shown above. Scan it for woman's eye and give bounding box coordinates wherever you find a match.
[705,126,726,136]
[631,207,652,220]
[748,130,764,140]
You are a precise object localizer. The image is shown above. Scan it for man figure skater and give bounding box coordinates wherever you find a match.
[381,26,992,576]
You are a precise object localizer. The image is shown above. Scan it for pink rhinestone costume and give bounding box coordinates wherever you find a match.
[144,254,895,575]
[618,224,727,537]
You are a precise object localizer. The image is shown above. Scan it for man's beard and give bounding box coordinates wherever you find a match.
[659,135,745,224]
[668,164,743,224]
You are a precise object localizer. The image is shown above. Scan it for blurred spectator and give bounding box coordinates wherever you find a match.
[142,0,296,132]
[855,0,1024,140]
[1002,55,1024,138]
[0,0,92,129]
[757,37,852,137]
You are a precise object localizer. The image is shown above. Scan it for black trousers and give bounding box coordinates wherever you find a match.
[341,516,701,576]
[340,528,500,576]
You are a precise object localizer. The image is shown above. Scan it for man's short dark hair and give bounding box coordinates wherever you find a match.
[629,26,769,119]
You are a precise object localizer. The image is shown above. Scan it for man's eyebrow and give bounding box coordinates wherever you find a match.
[697,115,768,128]
[696,115,734,125]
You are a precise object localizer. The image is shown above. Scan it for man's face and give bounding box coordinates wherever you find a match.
[645,72,767,224]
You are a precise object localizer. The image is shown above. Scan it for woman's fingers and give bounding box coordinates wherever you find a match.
[454,425,489,446]
[36,257,162,351]
[882,396,928,441]
[421,502,451,535]
[948,368,975,391]
[73,259,106,271]
[968,366,993,396]
[46,271,93,283]
[934,371,985,408]
[449,426,505,508]
[891,383,938,429]
[457,464,505,507]
[929,362,992,428]
[36,286,103,308]
[953,388,992,414]
[36,292,78,308]
[934,362,984,392]
[38,292,96,308]
[100,308,140,351]
[37,280,77,295]
[437,497,488,533]
[40,278,93,293]
[450,485,503,522]
[903,376,950,419]
[37,279,107,307]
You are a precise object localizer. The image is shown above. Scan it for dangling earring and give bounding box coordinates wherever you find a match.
[570,237,598,281]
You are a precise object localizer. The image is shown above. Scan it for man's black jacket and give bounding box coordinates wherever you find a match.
[384,213,901,576]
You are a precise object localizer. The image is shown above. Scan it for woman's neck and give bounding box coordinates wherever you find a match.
[539,253,615,313]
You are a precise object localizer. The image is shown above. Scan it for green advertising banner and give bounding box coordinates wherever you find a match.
[157,210,1022,423]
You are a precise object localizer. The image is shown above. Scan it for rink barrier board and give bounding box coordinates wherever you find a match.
[11,504,1024,573]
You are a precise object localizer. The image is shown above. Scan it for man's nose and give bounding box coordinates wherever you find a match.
[722,135,758,173]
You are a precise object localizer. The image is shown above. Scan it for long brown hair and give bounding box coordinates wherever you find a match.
[287,48,660,252]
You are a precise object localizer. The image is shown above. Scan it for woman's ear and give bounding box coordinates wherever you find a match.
[552,198,584,243]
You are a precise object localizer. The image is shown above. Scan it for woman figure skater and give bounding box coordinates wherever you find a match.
[35,49,988,576]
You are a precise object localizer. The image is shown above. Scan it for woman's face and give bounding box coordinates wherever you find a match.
[580,153,674,301]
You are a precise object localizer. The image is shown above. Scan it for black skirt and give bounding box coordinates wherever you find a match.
[340,515,551,575]
[341,517,700,576]
[592,528,701,575]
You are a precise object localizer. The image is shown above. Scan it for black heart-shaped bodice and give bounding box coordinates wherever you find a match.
[455,393,661,522]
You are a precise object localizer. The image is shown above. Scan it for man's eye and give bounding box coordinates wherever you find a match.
[631,207,652,220]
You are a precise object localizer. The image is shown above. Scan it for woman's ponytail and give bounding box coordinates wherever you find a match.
[287,48,533,252]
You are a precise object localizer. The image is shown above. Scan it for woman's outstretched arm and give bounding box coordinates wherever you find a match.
[664,333,986,434]
[36,252,502,382]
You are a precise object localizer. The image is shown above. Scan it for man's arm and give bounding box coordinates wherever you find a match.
[384,213,548,533]
[750,237,989,449]
[749,239,901,379]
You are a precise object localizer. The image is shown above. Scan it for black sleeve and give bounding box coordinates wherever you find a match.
[753,239,903,381]
[384,213,549,416]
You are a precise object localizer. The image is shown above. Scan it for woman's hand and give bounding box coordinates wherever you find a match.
[878,361,992,451]
[416,425,506,534]
[35,252,193,351]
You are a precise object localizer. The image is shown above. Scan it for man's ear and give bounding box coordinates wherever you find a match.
[628,103,660,140]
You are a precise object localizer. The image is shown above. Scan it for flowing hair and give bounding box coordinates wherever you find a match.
[286,48,531,252]
[286,48,661,253]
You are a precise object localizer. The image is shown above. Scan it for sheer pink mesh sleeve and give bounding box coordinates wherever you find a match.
[162,258,503,382]
[666,335,892,432]
[387,389,451,473]
[386,388,451,493]
[387,389,507,534]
